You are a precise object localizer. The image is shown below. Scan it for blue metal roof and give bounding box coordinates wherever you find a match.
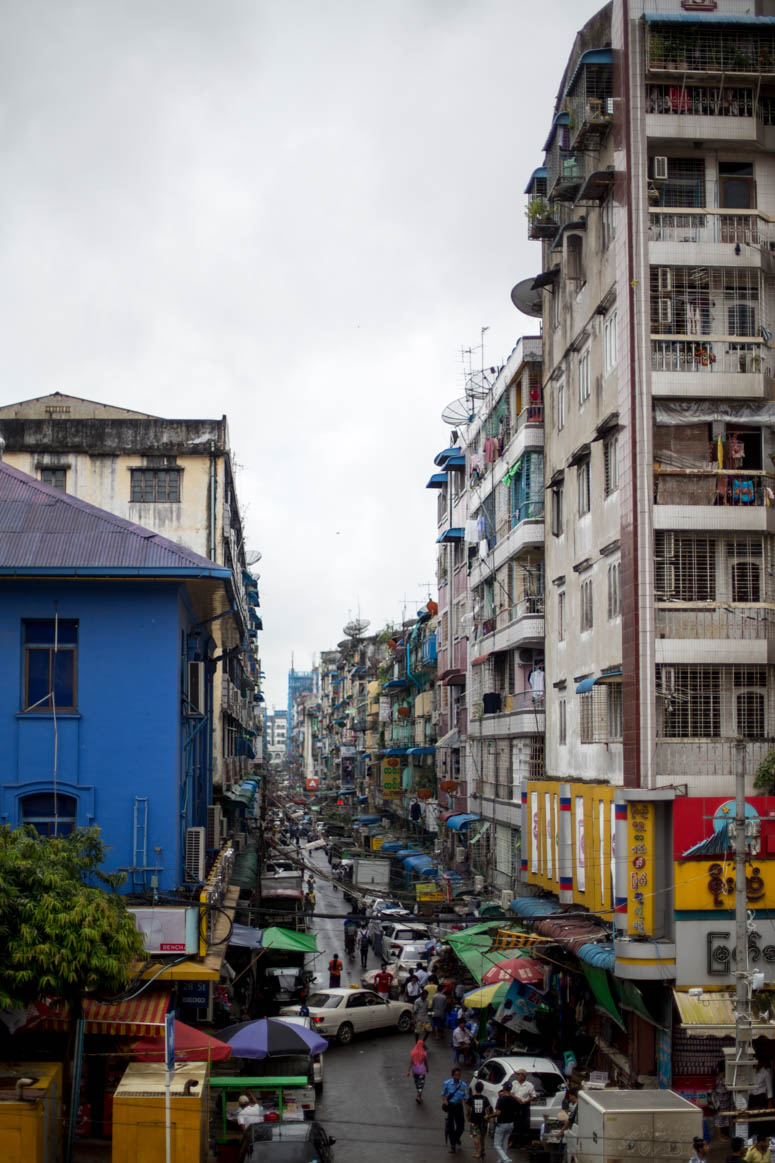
[543,111,569,152]
[434,447,460,467]
[379,841,404,853]
[446,456,466,470]
[446,813,480,831]
[0,462,231,578]
[510,897,563,919]
[524,166,548,196]
[436,527,465,544]
[384,747,408,756]
[404,854,437,874]
[576,676,597,694]
[644,12,775,24]
[426,472,449,489]
[407,746,435,756]
[564,48,613,97]
[577,942,616,970]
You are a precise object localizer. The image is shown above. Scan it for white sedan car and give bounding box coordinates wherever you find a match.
[280,988,414,1045]
[473,1056,567,1130]
[362,943,429,997]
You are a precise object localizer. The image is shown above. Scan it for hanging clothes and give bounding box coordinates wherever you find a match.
[464,519,479,544]
[529,666,545,698]
[484,436,498,464]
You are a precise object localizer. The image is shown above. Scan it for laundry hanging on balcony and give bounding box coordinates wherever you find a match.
[654,401,775,425]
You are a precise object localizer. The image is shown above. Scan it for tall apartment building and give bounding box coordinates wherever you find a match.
[510,0,775,1075]
[266,710,288,766]
[286,666,314,759]
[0,392,263,792]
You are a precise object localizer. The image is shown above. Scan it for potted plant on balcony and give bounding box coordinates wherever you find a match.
[525,197,556,239]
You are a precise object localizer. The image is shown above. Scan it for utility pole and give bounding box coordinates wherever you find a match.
[729,741,754,1134]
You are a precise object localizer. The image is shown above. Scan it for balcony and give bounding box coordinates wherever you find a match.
[644,83,772,145]
[471,690,546,738]
[654,468,775,506]
[656,605,775,642]
[656,739,774,794]
[645,23,775,76]
[651,339,775,398]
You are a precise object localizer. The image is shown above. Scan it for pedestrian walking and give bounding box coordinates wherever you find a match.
[413,989,431,1037]
[303,892,313,919]
[512,1068,536,1147]
[442,1067,469,1154]
[492,1081,520,1163]
[372,926,383,958]
[690,1138,709,1163]
[405,970,421,1004]
[328,954,343,988]
[374,962,394,1000]
[359,926,370,970]
[466,1081,494,1160]
[407,1036,429,1104]
[431,987,448,1041]
[745,1135,771,1163]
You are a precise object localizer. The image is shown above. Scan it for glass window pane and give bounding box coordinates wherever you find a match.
[26,650,51,709]
[53,651,76,707]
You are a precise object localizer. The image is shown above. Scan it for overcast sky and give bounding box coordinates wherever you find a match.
[0,0,603,708]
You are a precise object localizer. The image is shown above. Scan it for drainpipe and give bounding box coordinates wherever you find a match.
[209,440,217,562]
[406,622,423,691]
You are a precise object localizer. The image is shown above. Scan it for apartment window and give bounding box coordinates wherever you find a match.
[558,699,567,745]
[604,311,618,374]
[19,792,77,837]
[657,665,720,738]
[719,161,755,210]
[579,692,594,743]
[557,381,565,431]
[735,667,767,740]
[603,432,619,495]
[558,591,566,641]
[607,562,621,619]
[601,194,616,249]
[655,533,716,601]
[650,265,759,337]
[23,619,78,712]
[567,234,584,283]
[130,468,181,503]
[607,684,623,740]
[728,537,764,602]
[580,578,594,631]
[551,484,564,537]
[656,157,706,209]
[40,468,67,491]
[577,460,591,517]
[578,348,591,405]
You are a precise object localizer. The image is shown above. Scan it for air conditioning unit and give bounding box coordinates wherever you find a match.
[185,826,206,882]
[655,532,675,559]
[657,267,672,292]
[659,298,672,324]
[220,817,230,844]
[660,667,676,695]
[455,845,467,863]
[206,804,222,851]
[500,889,513,910]
[129,907,200,954]
[187,661,205,716]
[473,875,485,893]
[518,648,534,664]
[653,155,669,182]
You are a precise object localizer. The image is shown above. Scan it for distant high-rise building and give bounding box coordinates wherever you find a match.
[287,667,314,756]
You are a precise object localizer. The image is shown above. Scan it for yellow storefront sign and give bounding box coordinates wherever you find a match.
[627,801,655,938]
[675,859,773,911]
[371,836,385,851]
[382,757,402,798]
[416,881,444,902]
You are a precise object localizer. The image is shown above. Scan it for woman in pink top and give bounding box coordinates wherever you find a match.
[407,1036,429,1104]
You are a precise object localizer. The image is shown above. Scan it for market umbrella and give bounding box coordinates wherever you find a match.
[226,1018,328,1059]
[462,983,509,1009]
[481,957,546,986]
[130,1019,232,1062]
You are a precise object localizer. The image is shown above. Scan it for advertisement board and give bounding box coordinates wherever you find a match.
[627,801,655,938]
[675,916,775,986]
[382,757,402,797]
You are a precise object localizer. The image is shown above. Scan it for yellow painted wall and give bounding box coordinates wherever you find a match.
[526,780,613,913]
[0,1062,62,1163]
[112,1064,207,1163]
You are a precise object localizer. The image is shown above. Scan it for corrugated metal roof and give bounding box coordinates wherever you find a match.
[0,461,231,576]
[644,13,775,25]
[673,988,775,1035]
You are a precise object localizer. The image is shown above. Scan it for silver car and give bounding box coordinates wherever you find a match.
[280,988,413,1045]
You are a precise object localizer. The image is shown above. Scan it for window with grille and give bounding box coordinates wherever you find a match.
[558,591,566,641]
[650,266,759,337]
[567,234,584,282]
[578,348,591,404]
[130,468,181,503]
[40,467,67,491]
[655,157,705,208]
[735,666,767,739]
[604,311,618,374]
[604,433,619,495]
[607,684,623,740]
[607,562,621,619]
[577,461,591,517]
[580,578,594,631]
[655,533,716,601]
[580,692,594,742]
[551,484,564,537]
[557,381,565,431]
[559,699,567,745]
[726,538,764,603]
[528,736,545,780]
[657,665,720,738]
[601,195,616,250]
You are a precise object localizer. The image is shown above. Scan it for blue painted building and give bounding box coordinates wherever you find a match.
[0,461,242,891]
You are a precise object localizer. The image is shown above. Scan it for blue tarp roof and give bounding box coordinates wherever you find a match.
[379,841,404,853]
[446,456,466,469]
[395,848,422,859]
[510,897,563,919]
[436,527,465,544]
[407,746,435,756]
[447,813,480,831]
[404,854,437,874]
[577,942,616,970]
[426,473,449,489]
[356,815,381,824]
[644,12,775,24]
[384,747,408,756]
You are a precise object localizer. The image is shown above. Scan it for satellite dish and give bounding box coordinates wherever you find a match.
[246,550,262,565]
[511,278,543,318]
[442,396,472,426]
[464,372,493,400]
[343,618,370,638]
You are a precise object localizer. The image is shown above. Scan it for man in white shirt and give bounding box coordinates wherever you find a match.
[512,1069,537,1146]
[236,1093,264,1127]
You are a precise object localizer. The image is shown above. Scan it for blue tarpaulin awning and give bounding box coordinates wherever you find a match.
[577,943,616,970]
[446,456,465,469]
[426,473,449,489]
[404,854,437,874]
[407,746,435,756]
[384,747,408,756]
[379,841,404,853]
[395,848,422,859]
[576,671,622,693]
[510,897,563,919]
[446,813,480,831]
[436,527,465,544]
[356,815,381,825]
[383,680,408,690]
[564,48,613,97]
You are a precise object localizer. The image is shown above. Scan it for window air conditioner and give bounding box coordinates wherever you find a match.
[185,826,206,882]
[206,804,222,851]
[659,298,672,324]
[455,845,467,863]
[653,156,669,182]
[187,661,205,716]
[657,267,672,292]
[518,648,534,664]
[500,889,513,910]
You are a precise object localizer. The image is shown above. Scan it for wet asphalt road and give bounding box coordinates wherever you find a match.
[301,849,479,1163]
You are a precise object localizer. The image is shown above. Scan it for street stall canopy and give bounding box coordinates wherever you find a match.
[464,983,509,1009]
[482,957,546,986]
[446,814,480,831]
[228,926,319,954]
[403,854,437,875]
[130,1019,232,1062]
[673,989,775,1036]
[44,989,170,1036]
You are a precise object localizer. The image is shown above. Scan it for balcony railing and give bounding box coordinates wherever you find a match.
[651,340,773,376]
[515,403,544,429]
[654,468,775,506]
[656,606,775,641]
[649,208,775,247]
[646,26,775,75]
[511,499,545,527]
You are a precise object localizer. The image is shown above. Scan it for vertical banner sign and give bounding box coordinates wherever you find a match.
[575,796,586,892]
[164,1011,175,1071]
[628,801,655,937]
[378,698,391,723]
[545,793,553,880]
[610,806,617,914]
[530,791,539,874]
[553,793,560,887]
[599,800,606,908]
[382,757,402,797]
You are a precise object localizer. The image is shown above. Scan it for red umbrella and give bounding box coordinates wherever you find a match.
[482,957,546,986]
[130,1020,232,1062]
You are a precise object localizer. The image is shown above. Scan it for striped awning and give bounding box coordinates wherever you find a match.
[44,989,170,1035]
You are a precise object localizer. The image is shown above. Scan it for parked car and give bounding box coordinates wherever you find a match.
[374,919,430,960]
[362,943,429,997]
[244,1120,335,1163]
[473,1056,566,1130]
[280,988,413,1045]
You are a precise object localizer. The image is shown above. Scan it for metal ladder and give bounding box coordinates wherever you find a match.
[132,796,149,891]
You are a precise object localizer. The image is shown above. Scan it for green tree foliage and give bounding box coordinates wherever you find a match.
[0,826,146,1010]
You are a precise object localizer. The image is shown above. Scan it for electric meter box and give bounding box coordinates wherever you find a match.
[723,1046,756,1090]
[129,907,199,954]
